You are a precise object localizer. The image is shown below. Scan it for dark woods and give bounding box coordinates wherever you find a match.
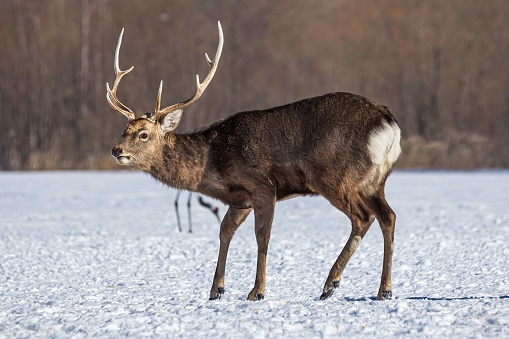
[1,0,508,170]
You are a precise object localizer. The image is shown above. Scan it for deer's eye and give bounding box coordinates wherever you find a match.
[139,132,149,141]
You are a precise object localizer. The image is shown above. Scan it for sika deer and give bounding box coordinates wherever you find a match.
[107,22,401,301]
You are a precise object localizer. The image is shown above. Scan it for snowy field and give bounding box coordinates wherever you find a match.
[0,171,508,337]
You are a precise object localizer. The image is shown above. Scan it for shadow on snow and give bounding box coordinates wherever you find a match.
[341,295,509,302]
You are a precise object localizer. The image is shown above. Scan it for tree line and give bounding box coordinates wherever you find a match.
[1,0,508,170]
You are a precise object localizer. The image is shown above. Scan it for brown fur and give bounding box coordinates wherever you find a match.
[112,91,401,300]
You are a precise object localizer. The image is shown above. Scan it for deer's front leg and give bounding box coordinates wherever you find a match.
[247,199,275,301]
[209,207,252,300]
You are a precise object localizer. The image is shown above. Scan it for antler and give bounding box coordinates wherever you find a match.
[106,28,136,121]
[152,21,224,120]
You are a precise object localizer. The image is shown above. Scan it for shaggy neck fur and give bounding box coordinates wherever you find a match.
[146,132,210,192]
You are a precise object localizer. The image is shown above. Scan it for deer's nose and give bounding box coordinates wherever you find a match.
[111,146,123,158]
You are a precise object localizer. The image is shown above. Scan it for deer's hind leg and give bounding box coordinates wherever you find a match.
[363,188,396,300]
[319,190,376,300]
[209,206,252,300]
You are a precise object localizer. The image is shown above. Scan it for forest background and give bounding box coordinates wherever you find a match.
[1,0,508,170]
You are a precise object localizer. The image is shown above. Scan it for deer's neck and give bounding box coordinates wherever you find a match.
[147,133,209,192]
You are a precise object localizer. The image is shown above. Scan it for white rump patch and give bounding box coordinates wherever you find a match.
[362,121,401,195]
[368,121,401,166]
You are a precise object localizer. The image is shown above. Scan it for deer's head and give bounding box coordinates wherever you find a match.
[107,23,223,169]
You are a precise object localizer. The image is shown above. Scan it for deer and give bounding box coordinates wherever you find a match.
[107,22,401,301]
[174,191,221,233]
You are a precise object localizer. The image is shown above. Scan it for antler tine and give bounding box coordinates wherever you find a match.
[155,21,224,118]
[106,28,136,121]
[155,80,163,115]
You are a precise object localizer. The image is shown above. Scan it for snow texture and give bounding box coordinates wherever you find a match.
[1,171,508,337]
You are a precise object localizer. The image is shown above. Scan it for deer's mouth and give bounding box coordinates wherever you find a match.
[115,155,132,165]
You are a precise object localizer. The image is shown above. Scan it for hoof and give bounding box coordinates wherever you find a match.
[319,288,334,300]
[254,293,264,301]
[247,293,264,301]
[319,280,340,300]
[377,290,392,300]
[209,287,225,300]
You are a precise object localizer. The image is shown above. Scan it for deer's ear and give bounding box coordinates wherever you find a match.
[159,108,183,134]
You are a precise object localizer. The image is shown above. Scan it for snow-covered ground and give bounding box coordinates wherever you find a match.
[0,171,508,337]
